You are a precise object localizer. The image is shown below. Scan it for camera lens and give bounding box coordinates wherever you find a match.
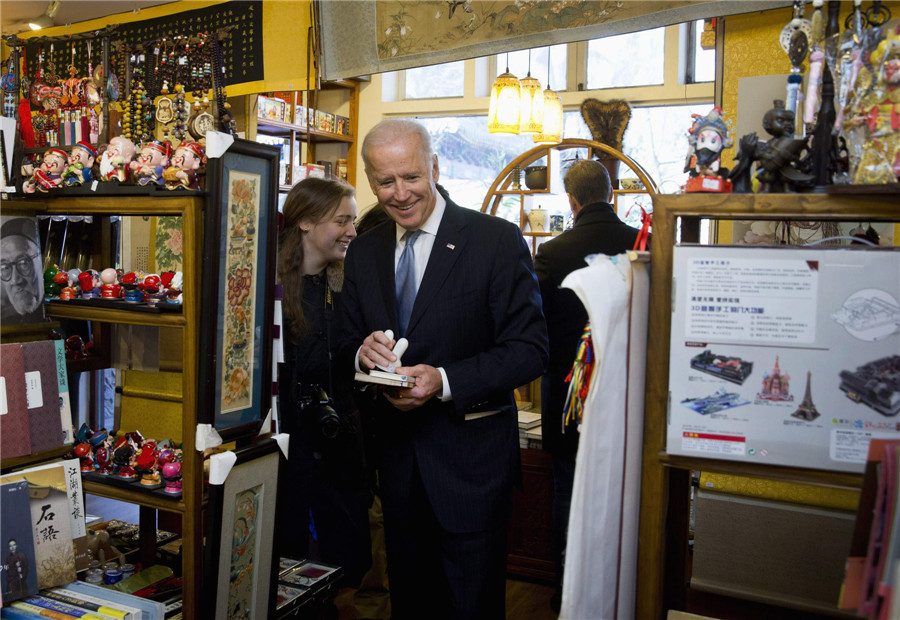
[316,403,340,439]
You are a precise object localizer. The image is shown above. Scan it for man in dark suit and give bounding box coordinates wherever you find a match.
[533,159,641,609]
[339,119,548,619]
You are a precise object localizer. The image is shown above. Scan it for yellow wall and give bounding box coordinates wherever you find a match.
[6,0,313,97]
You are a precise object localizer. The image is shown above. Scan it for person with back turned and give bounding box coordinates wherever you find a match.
[339,118,548,619]
[533,158,643,611]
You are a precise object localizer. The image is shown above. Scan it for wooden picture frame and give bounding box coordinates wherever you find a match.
[198,138,280,440]
[203,438,283,620]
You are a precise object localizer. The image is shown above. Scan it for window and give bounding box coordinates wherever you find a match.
[405,60,465,99]
[688,19,716,83]
[586,27,665,89]
[496,44,568,91]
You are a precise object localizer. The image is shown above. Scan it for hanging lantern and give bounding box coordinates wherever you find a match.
[534,88,562,144]
[519,74,544,134]
[488,71,522,134]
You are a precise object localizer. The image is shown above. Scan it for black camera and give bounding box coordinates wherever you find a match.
[298,384,340,440]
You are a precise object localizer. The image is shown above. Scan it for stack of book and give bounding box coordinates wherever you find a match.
[4,581,167,619]
[517,409,542,450]
[840,439,900,619]
[1,340,73,459]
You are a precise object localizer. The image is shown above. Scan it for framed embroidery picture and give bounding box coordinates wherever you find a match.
[198,138,280,440]
[204,438,284,619]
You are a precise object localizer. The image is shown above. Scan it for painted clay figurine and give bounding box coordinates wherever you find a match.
[24,148,68,193]
[130,140,171,186]
[62,141,97,186]
[684,107,734,192]
[163,142,204,190]
[98,135,135,183]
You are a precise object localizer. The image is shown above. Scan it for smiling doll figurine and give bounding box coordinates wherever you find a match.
[24,148,68,193]
[98,136,136,183]
[684,107,734,193]
[130,140,171,186]
[63,141,97,186]
[163,142,205,190]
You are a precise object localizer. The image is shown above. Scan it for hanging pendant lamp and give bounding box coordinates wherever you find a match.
[534,48,562,144]
[488,53,521,134]
[519,50,544,134]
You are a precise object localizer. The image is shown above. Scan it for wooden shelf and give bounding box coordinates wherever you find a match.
[46,303,187,327]
[82,479,187,513]
[256,118,353,143]
[34,194,203,216]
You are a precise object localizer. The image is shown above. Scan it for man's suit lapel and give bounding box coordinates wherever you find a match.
[406,200,467,336]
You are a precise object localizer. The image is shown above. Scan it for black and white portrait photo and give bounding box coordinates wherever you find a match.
[1,216,45,326]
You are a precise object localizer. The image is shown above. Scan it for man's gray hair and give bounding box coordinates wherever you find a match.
[362,119,434,171]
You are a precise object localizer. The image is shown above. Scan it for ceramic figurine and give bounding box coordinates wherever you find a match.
[136,440,161,487]
[684,107,734,192]
[163,142,205,190]
[24,148,68,193]
[161,460,182,496]
[44,266,61,300]
[730,100,815,193]
[121,271,143,302]
[65,335,86,360]
[130,140,171,186]
[113,443,138,480]
[74,422,93,444]
[99,267,119,299]
[140,273,165,305]
[78,269,101,299]
[59,285,77,300]
[74,442,94,472]
[89,428,109,450]
[98,135,136,182]
[165,272,183,304]
[62,141,97,186]
[94,444,113,476]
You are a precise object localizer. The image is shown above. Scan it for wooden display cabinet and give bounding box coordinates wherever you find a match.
[638,190,900,620]
[1,194,204,616]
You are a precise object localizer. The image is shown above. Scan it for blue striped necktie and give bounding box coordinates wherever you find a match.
[395,229,422,337]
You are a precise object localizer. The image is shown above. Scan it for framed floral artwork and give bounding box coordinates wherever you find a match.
[203,438,283,619]
[198,138,280,439]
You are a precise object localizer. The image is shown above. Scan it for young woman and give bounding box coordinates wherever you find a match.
[276,177,371,587]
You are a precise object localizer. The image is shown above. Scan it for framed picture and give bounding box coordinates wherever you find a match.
[1,209,46,330]
[199,138,280,440]
[204,438,283,620]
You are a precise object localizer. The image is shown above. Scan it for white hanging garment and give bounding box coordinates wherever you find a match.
[559,252,650,620]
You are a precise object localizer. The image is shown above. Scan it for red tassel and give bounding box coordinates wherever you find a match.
[18,98,35,149]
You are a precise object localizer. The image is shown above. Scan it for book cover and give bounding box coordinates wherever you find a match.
[50,588,134,620]
[2,459,88,571]
[0,481,39,603]
[11,600,79,619]
[21,340,64,454]
[27,480,77,590]
[0,342,32,459]
[354,370,415,388]
[52,340,74,445]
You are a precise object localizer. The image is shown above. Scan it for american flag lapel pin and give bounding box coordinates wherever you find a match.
[446,243,456,250]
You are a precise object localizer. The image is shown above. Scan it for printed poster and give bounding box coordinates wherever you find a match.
[667,245,900,473]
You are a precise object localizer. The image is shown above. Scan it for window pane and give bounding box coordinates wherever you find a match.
[405,61,465,99]
[693,20,716,83]
[496,44,567,91]
[586,28,665,89]
[414,116,536,222]
[563,102,715,194]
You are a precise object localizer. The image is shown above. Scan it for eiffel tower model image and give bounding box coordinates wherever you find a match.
[791,371,820,421]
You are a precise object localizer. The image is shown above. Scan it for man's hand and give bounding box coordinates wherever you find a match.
[383,364,442,411]
[358,330,397,371]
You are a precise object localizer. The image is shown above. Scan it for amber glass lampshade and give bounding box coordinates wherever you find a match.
[488,72,522,134]
[519,75,544,134]
[533,88,562,144]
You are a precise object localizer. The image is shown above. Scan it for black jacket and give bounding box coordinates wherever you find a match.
[533,202,643,459]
